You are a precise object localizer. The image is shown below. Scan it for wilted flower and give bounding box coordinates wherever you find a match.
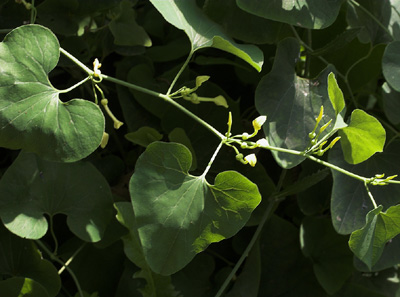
[93,58,102,78]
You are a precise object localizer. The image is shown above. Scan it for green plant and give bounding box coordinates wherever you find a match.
[1,0,400,296]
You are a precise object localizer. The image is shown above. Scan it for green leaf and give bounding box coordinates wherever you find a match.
[168,127,197,171]
[149,0,263,71]
[125,126,163,147]
[129,142,261,275]
[382,41,400,92]
[349,204,400,270]
[0,225,61,296]
[0,277,49,297]
[338,109,385,164]
[259,215,325,296]
[328,72,345,116]
[255,38,337,168]
[329,140,400,235]
[382,82,400,125]
[346,0,400,44]
[0,151,113,242]
[300,216,353,294]
[225,243,261,297]
[0,25,104,162]
[204,0,283,44]
[109,0,152,47]
[236,0,342,29]
[115,202,180,297]
[277,168,330,199]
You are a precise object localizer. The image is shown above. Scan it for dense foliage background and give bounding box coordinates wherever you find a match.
[1,0,400,296]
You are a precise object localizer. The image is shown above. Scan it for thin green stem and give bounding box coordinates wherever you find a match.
[167,51,193,95]
[348,0,394,41]
[36,240,84,297]
[202,140,224,178]
[60,47,93,75]
[58,76,91,94]
[58,243,86,275]
[49,216,58,255]
[364,181,378,208]
[214,170,286,297]
[101,74,225,139]
[30,0,36,24]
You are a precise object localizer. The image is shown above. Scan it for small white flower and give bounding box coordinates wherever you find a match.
[256,138,269,147]
[252,115,267,131]
[244,154,257,167]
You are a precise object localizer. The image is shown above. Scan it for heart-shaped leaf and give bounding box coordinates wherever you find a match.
[149,0,263,71]
[0,225,61,296]
[129,142,261,275]
[349,204,400,270]
[236,0,342,29]
[0,25,104,162]
[0,151,113,242]
[329,140,400,235]
[255,38,337,169]
[338,109,385,164]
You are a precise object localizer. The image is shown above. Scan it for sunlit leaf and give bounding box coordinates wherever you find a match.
[149,0,263,71]
[236,0,342,29]
[338,109,385,164]
[328,73,345,116]
[0,151,113,242]
[129,142,261,275]
[0,25,104,162]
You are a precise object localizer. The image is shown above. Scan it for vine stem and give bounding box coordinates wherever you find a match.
[101,74,225,140]
[36,240,84,297]
[59,46,400,188]
[214,170,286,297]
[60,47,93,75]
[364,181,378,209]
[167,51,193,95]
[202,140,224,178]
[58,76,91,93]
[58,243,86,275]
[60,47,225,140]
